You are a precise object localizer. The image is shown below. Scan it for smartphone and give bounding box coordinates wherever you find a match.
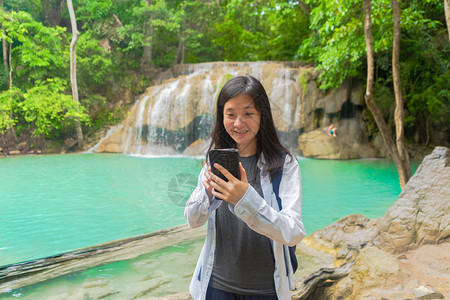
[208,148,240,182]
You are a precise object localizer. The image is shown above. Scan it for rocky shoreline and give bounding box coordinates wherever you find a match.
[292,146,449,299]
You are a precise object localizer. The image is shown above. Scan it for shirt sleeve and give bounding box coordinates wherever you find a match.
[184,165,223,228]
[231,157,306,246]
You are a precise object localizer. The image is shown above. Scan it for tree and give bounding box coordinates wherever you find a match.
[41,0,66,27]
[140,0,154,71]
[67,0,83,147]
[391,0,412,185]
[445,0,450,40]
[1,0,6,69]
[301,0,446,189]
[363,0,411,189]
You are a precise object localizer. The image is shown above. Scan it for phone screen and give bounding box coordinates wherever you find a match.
[208,149,240,181]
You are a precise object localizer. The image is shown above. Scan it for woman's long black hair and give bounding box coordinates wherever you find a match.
[207,75,292,179]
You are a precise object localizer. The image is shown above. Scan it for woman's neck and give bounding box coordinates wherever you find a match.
[237,141,257,157]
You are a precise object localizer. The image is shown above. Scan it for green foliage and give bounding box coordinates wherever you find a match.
[19,78,90,137]
[0,9,68,86]
[0,0,447,148]
[77,30,117,87]
[213,0,309,61]
[0,66,9,91]
[0,87,21,132]
[3,0,41,19]
[299,0,442,90]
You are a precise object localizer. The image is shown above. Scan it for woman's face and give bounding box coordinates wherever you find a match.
[223,94,261,156]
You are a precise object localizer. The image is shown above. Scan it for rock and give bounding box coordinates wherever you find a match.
[414,286,444,299]
[183,138,210,157]
[376,146,450,253]
[8,150,20,155]
[298,129,360,159]
[350,247,400,287]
[64,137,78,149]
[292,262,353,299]
[303,214,379,263]
[330,247,400,299]
[298,147,450,299]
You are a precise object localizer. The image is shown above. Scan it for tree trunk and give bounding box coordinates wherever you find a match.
[67,0,83,148]
[41,0,65,27]
[2,32,6,69]
[445,0,450,41]
[1,0,7,69]
[298,1,310,16]
[140,0,154,72]
[8,42,16,141]
[363,0,410,189]
[391,0,412,181]
[172,36,185,66]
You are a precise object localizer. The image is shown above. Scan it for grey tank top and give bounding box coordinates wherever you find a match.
[209,154,276,295]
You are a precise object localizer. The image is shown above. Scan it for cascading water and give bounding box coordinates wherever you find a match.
[92,62,308,156]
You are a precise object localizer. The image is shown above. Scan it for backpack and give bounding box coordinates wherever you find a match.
[272,152,298,274]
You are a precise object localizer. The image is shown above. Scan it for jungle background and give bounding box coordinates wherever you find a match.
[0,0,448,157]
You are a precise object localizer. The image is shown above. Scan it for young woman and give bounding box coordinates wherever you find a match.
[185,75,306,300]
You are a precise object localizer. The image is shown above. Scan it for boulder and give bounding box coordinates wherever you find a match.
[8,150,21,155]
[376,146,450,253]
[183,138,210,157]
[298,129,360,159]
[331,247,400,299]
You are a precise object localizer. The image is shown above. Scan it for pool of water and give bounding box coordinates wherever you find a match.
[0,153,415,298]
[0,153,202,266]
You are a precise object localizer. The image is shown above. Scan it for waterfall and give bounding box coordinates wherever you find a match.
[93,62,308,156]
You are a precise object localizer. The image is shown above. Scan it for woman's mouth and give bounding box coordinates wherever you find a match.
[233,130,248,138]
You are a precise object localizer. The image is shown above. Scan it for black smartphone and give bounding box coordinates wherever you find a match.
[208,149,240,182]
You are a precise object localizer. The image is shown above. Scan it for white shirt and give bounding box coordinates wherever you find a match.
[185,153,306,300]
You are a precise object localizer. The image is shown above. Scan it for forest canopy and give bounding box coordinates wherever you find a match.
[0,0,448,151]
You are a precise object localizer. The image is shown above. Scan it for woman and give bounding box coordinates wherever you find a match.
[185,75,306,300]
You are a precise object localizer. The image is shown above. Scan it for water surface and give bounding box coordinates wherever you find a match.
[0,153,414,298]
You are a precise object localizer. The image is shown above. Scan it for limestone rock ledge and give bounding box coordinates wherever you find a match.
[295,146,449,299]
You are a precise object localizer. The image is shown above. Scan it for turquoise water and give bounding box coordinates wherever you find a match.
[0,154,408,267]
[0,154,202,266]
[0,153,415,298]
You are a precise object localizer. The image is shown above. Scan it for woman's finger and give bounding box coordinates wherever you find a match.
[213,163,237,182]
[202,178,211,190]
[239,162,248,184]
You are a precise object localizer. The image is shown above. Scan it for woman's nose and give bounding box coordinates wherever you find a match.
[234,115,244,127]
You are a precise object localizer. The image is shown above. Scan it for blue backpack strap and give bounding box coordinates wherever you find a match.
[272,152,298,274]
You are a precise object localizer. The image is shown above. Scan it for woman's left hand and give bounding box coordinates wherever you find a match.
[210,162,248,205]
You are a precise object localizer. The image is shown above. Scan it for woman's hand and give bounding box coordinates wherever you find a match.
[209,162,248,205]
[202,166,214,201]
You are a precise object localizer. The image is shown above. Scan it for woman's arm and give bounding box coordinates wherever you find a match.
[232,158,306,246]
[184,166,222,228]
